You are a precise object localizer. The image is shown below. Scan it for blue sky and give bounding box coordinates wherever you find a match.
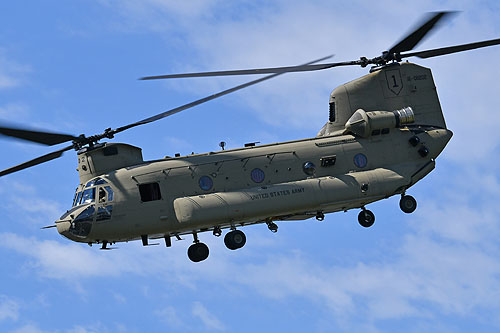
[1,1,500,332]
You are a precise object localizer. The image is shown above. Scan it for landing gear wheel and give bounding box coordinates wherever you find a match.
[400,195,417,214]
[224,230,246,250]
[187,242,209,262]
[358,209,375,228]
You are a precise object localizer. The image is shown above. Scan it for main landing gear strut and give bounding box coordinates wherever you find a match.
[224,229,246,250]
[357,194,418,228]
[358,208,375,228]
[187,228,249,262]
[399,194,417,213]
[187,233,209,262]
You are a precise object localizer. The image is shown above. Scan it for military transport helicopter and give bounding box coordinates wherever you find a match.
[1,12,499,262]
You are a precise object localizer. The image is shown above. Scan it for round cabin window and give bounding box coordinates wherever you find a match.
[353,153,368,168]
[302,161,316,176]
[250,168,265,183]
[199,176,213,191]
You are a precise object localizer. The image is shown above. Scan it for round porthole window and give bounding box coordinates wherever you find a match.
[353,153,368,168]
[199,176,213,191]
[250,168,265,183]
[302,161,316,176]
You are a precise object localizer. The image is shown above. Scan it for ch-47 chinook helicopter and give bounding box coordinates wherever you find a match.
[1,12,499,262]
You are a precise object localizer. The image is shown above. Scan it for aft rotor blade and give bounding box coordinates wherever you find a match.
[0,144,74,177]
[402,38,500,59]
[388,11,457,54]
[139,56,363,80]
[0,126,80,146]
[115,55,334,133]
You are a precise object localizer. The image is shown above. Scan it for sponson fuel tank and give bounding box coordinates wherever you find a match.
[174,168,409,226]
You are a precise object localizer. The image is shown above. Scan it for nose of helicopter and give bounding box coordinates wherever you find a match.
[54,205,91,242]
[56,219,71,235]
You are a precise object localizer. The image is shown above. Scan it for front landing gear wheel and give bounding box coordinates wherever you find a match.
[358,209,375,228]
[224,230,246,250]
[188,242,209,262]
[400,195,417,214]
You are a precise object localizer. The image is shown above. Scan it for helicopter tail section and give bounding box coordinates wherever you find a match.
[319,62,446,136]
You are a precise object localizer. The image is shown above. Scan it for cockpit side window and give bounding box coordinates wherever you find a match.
[98,188,106,203]
[104,186,114,201]
[73,191,82,206]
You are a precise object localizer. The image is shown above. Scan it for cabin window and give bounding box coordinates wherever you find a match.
[199,176,214,191]
[250,168,265,183]
[303,161,316,176]
[139,183,162,202]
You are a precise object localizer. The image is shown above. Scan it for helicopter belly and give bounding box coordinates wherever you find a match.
[173,168,409,227]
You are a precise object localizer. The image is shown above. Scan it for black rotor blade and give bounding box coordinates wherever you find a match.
[115,55,335,133]
[139,56,363,80]
[388,11,457,54]
[402,38,500,59]
[0,144,74,177]
[0,126,80,146]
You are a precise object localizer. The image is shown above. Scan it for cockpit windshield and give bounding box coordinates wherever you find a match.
[85,177,107,188]
[81,188,95,204]
[72,177,114,207]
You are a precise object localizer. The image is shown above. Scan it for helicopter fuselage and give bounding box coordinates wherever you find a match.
[56,125,452,245]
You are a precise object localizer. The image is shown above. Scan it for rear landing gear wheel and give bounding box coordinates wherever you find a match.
[358,209,375,228]
[224,230,246,250]
[187,242,209,262]
[400,195,417,214]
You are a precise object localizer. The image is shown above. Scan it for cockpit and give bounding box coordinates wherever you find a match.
[59,177,115,240]
[73,177,114,207]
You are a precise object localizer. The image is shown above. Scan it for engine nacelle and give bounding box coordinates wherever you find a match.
[344,107,414,138]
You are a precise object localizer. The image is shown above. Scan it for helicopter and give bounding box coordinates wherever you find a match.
[0,12,499,262]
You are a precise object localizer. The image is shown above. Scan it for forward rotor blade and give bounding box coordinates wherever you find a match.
[0,144,74,177]
[402,38,500,59]
[139,55,362,80]
[0,126,80,146]
[388,11,457,54]
[115,55,334,133]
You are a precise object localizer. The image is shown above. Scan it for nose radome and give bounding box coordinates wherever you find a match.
[55,220,71,235]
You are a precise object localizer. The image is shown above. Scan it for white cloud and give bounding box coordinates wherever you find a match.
[0,179,66,227]
[191,301,225,331]
[0,295,19,322]
[0,103,30,122]
[0,51,30,90]
[66,324,108,333]
[1,162,500,329]
[155,305,185,328]
[9,324,48,333]
[96,1,497,130]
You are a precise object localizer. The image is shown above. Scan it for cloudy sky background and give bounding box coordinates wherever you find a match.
[1,1,500,332]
